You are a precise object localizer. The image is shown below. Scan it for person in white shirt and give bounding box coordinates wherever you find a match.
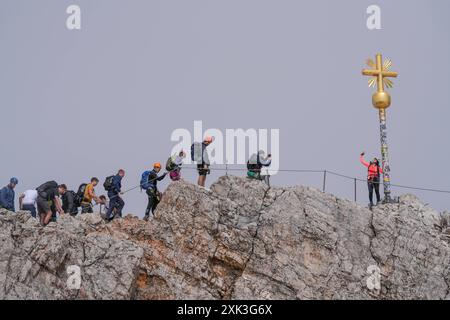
[98,195,111,218]
[19,189,38,218]
[168,150,186,181]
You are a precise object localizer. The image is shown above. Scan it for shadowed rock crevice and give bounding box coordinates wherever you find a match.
[1,176,450,300]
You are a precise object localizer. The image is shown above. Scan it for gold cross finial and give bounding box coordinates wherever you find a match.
[362,53,398,109]
[362,53,398,92]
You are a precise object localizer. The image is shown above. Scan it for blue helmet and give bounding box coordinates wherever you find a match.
[10,177,18,185]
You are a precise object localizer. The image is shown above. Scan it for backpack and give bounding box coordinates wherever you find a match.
[66,190,78,209]
[166,155,177,172]
[191,142,203,163]
[74,183,87,206]
[103,175,115,191]
[140,171,152,190]
[247,153,261,171]
[36,181,58,195]
[247,161,259,171]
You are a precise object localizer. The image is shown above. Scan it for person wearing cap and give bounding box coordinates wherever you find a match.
[195,136,214,187]
[143,162,167,221]
[0,178,18,212]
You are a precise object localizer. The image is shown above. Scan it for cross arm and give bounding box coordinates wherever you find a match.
[362,69,398,78]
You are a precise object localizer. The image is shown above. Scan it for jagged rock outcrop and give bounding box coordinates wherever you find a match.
[1,175,450,300]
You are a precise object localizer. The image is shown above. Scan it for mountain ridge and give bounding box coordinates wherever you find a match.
[1,175,450,300]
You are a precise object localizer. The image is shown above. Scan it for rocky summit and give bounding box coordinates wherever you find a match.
[1,175,450,300]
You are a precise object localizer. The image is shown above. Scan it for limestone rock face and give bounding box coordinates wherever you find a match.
[1,176,449,300]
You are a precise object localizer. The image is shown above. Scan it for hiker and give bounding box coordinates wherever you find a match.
[247,151,272,185]
[61,188,79,216]
[360,152,383,207]
[36,181,66,226]
[141,163,167,221]
[105,170,125,221]
[19,189,38,218]
[80,177,100,214]
[0,178,18,212]
[166,150,186,181]
[98,195,110,217]
[191,136,214,187]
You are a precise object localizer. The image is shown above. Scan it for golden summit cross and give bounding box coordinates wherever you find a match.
[361,53,399,203]
[362,53,398,109]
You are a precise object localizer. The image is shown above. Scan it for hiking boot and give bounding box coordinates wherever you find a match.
[143,215,149,222]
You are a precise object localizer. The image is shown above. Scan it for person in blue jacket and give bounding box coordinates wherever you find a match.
[106,169,125,221]
[0,177,19,211]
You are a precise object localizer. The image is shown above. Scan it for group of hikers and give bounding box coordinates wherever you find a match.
[0,135,384,225]
[0,137,273,226]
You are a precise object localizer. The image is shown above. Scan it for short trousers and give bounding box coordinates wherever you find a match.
[37,198,51,214]
[197,164,210,176]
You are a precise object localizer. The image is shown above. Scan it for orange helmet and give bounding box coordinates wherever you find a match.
[153,162,161,169]
[204,136,214,143]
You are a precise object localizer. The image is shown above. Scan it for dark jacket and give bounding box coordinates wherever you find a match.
[148,170,167,191]
[108,175,122,196]
[0,185,15,211]
[62,191,78,214]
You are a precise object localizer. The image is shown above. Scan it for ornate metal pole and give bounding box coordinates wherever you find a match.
[378,107,391,201]
[362,53,398,203]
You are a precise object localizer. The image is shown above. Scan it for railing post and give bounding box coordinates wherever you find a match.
[323,170,327,192]
[354,178,357,202]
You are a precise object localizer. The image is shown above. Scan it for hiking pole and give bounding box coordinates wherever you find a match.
[322,170,327,193]
[354,178,357,202]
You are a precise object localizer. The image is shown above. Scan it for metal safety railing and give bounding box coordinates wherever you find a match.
[87,164,450,211]
[178,165,450,203]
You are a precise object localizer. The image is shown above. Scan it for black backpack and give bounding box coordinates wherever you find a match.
[247,161,259,171]
[36,181,58,196]
[247,153,262,171]
[74,183,87,206]
[191,142,203,162]
[103,175,115,191]
[66,190,78,208]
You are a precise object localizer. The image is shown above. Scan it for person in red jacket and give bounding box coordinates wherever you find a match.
[360,152,383,207]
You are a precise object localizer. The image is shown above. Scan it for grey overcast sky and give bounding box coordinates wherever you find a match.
[1,0,449,216]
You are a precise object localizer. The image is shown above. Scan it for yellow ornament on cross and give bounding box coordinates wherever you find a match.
[362,53,398,109]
